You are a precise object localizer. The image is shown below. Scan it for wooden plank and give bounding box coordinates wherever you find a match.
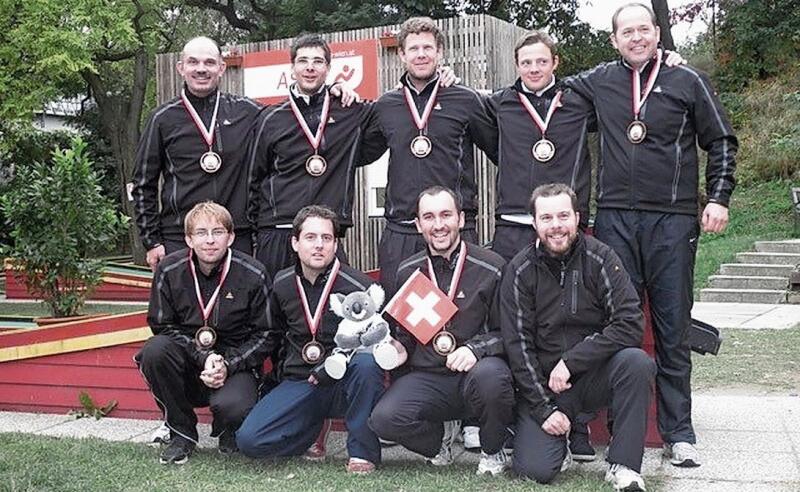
[0,312,147,347]
[0,327,152,362]
[0,364,147,390]
[16,344,142,367]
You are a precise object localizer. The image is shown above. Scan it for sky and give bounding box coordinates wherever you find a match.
[577,0,710,45]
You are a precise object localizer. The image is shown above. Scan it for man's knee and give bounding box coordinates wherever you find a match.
[368,397,409,440]
[347,354,384,385]
[210,390,255,425]
[467,357,513,400]
[136,334,181,372]
[613,348,656,382]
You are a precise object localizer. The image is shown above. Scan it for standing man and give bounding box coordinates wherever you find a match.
[564,2,738,466]
[133,37,261,269]
[500,183,654,490]
[363,17,499,292]
[369,186,514,476]
[247,34,382,278]
[136,201,271,465]
[487,30,593,262]
[236,205,386,474]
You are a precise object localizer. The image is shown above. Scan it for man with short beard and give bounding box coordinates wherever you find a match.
[136,201,271,465]
[133,37,261,269]
[500,183,654,491]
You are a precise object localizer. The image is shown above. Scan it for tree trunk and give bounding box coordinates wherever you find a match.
[652,0,676,50]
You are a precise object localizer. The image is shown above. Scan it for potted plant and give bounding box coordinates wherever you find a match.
[1,137,128,318]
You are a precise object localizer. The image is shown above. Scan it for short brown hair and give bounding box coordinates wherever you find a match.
[416,185,462,217]
[184,201,233,235]
[292,205,339,238]
[529,183,578,217]
[398,17,445,51]
[514,30,557,64]
[611,2,658,34]
[290,33,331,65]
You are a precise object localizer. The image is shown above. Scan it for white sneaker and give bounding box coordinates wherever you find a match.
[427,443,454,466]
[476,449,509,476]
[426,420,461,466]
[665,442,701,467]
[149,423,171,447]
[560,443,573,472]
[463,425,481,451]
[605,463,646,491]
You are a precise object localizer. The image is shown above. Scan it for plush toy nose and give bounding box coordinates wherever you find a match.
[352,302,363,315]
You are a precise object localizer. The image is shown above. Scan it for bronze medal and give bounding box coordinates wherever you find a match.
[432,330,456,356]
[410,135,432,158]
[628,50,662,146]
[627,120,647,144]
[532,138,556,163]
[295,259,341,366]
[188,249,232,351]
[195,325,217,350]
[301,340,325,364]
[305,155,328,176]
[200,151,222,173]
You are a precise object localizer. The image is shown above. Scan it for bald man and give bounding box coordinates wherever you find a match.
[133,36,261,269]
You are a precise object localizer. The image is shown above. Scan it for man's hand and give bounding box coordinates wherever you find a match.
[664,50,687,67]
[542,410,571,436]
[146,245,166,271]
[307,374,319,386]
[445,346,477,372]
[330,84,361,107]
[548,359,572,394]
[702,202,729,233]
[200,353,227,389]
[438,66,460,87]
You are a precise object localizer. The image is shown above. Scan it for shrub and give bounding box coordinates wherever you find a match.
[1,137,128,317]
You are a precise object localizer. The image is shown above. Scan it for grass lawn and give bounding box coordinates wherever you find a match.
[692,326,800,392]
[694,179,797,296]
[0,302,145,318]
[0,434,664,492]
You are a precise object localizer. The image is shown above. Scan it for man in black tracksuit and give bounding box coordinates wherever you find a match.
[362,18,498,292]
[133,37,260,269]
[501,184,654,490]
[247,34,382,278]
[236,205,385,474]
[369,186,514,476]
[563,4,737,466]
[136,202,271,465]
[486,31,593,263]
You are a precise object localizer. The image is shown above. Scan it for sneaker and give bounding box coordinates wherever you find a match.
[561,444,573,472]
[218,431,237,456]
[463,426,481,451]
[665,442,701,467]
[159,434,195,465]
[605,463,646,491]
[426,420,461,466]
[150,423,171,447]
[304,442,326,461]
[476,449,510,476]
[569,427,597,462]
[346,457,375,474]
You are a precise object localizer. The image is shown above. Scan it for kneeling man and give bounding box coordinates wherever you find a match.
[500,183,655,490]
[236,205,385,473]
[137,201,271,464]
[369,186,514,476]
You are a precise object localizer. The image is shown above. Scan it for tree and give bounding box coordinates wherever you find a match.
[652,0,675,50]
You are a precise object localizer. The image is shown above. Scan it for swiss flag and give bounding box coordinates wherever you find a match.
[384,269,458,345]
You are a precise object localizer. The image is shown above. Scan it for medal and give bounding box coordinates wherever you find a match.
[200,151,222,173]
[426,242,467,356]
[289,87,331,176]
[305,155,328,177]
[295,258,341,365]
[404,80,440,159]
[628,49,662,145]
[181,89,222,173]
[532,138,556,163]
[410,135,432,158]
[518,90,562,164]
[188,248,232,350]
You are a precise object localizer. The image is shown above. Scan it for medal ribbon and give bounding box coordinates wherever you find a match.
[289,89,331,154]
[631,49,662,120]
[180,89,220,149]
[426,241,467,302]
[403,80,441,132]
[295,258,341,338]
[517,90,563,137]
[188,248,232,325]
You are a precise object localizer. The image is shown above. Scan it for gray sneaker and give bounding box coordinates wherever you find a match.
[426,420,461,466]
[605,463,646,491]
[665,442,701,467]
[476,449,510,476]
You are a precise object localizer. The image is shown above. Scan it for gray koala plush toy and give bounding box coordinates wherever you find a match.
[325,284,402,379]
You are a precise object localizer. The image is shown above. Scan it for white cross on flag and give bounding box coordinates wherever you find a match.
[384,269,458,345]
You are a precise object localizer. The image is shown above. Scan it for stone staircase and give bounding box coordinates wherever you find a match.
[700,239,800,303]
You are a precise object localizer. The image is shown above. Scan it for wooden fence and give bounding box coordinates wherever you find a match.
[156,15,526,271]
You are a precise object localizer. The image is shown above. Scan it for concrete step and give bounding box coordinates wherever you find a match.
[707,275,789,290]
[699,288,788,303]
[735,252,800,265]
[755,239,800,254]
[719,263,795,277]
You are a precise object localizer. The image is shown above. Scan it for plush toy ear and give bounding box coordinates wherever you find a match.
[367,283,385,309]
[329,293,346,317]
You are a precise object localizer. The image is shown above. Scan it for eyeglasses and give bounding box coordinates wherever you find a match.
[192,228,228,239]
[294,57,328,69]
